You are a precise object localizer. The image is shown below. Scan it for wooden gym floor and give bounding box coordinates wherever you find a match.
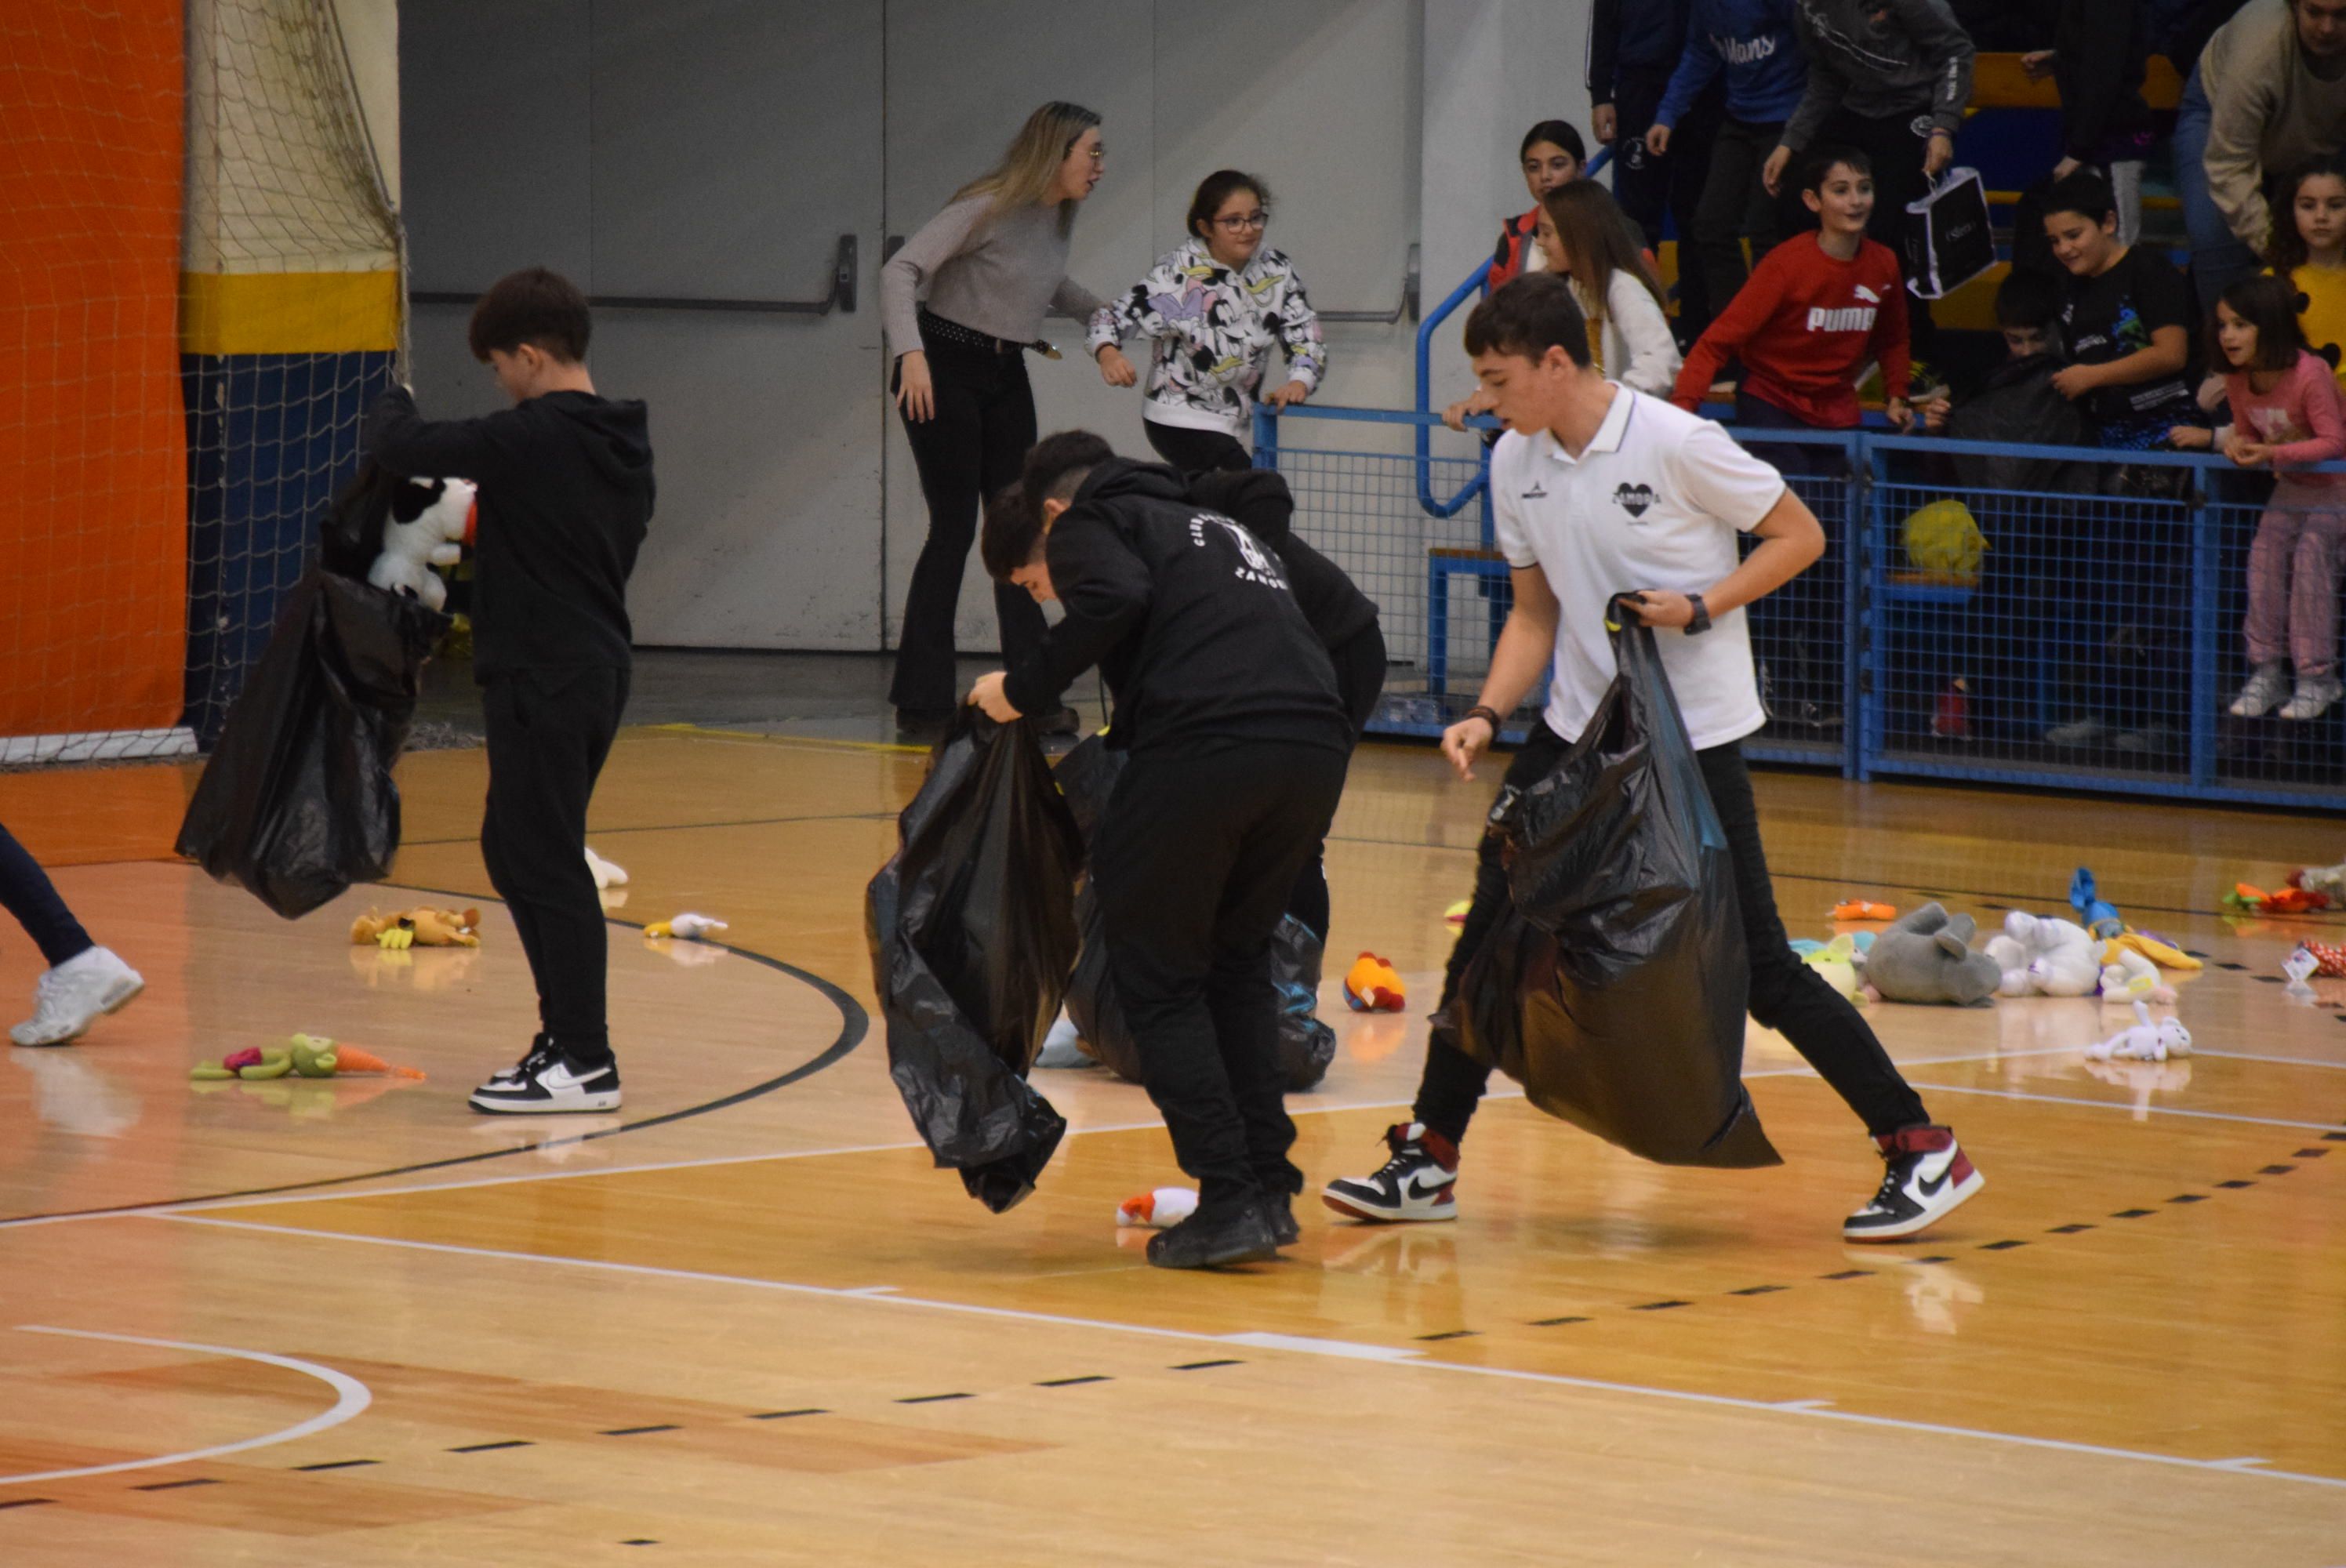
[1,724,2342,1564]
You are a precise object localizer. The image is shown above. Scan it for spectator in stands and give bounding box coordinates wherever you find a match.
[2020,1,2157,246]
[2043,171,2203,452]
[2267,154,2346,388]
[1924,269,2079,438]
[1647,0,1809,335]
[1544,183,1686,395]
[2172,274,2346,720]
[1088,170,1325,474]
[1590,0,1720,339]
[1763,0,1977,376]
[1487,121,1587,291]
[2176,0,2346,311]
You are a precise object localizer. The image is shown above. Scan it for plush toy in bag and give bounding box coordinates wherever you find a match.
[369,477,476,612]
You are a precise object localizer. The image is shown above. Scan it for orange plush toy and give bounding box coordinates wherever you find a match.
[1345,953,1406,1012]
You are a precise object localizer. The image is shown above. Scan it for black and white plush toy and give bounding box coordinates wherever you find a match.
[369,477,475,612]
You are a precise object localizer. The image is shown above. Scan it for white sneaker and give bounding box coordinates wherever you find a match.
[469,1040,622,1114]
[2230,662,2291,717]
[12,946,143,1047]
[2278,673,2344,721]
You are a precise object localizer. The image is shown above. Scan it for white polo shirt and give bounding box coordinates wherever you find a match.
[1490,385,1785,750]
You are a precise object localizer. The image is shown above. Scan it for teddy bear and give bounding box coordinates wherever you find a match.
[1982,910,2101,997]
[368,476,475,612]
[1863,902,2003,1006]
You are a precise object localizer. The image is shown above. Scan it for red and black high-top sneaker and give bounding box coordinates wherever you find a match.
[1843,1124,1983,1240]
[1321,1122,1461,1223]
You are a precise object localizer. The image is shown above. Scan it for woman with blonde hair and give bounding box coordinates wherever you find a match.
[881,100,1109,735]
[1540,181,1682,396]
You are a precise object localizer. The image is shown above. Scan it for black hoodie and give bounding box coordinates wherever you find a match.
[1183,468,1380,652]
[1003,459,1349,757]
[364,387,654,679]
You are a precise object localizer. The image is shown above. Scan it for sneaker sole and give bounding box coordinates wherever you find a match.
[10,975,145,1048]
[1320,1190,1458,1225]
[467,1090,623,1115]
[1843,1169,1985,1242]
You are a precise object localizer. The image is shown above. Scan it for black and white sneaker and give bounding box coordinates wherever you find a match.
[1843,1124,1983,1241]
[469,1040,622,1115]
[1321,1122,1460,1223]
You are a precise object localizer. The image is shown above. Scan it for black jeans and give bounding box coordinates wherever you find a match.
[890,331,1048,713]
[1095,741,1349,1203]
[481,664,630,1064]
[1694,116,1791,328]
[1287,621,1388,940]
[1144,419,1251,474]
[1788,109,1939,361]
[1613,67,1722,342]
[1414,728,1928,1146]
[0,821,92,968]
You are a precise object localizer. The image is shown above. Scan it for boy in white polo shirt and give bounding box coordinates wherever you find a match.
[1324,273,1982,1242]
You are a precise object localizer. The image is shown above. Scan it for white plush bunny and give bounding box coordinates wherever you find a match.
[2085,1000,2193,1062]
[368,476,474,612]
[1983,910,2101,997]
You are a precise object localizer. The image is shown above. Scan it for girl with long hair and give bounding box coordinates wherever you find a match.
[1540,181,1682,395]
[879,100,1109,734]
[2267,154,2346,394]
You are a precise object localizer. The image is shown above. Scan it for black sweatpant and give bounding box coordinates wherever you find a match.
[1611,68,1722,343]
[1287,621,1387,941]
[1788,109,1939,362]
[1143,419,1251,475]
[890,332,1048,713]
[0,820,92,967]
[481,664,629,1065]
[1693,115,1791,327]
[1094,741,1349,1203]
[1413,724,1928,1147]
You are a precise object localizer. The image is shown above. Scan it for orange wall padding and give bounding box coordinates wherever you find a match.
[0,2,187,741]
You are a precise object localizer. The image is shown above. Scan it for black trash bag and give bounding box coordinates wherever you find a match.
[176,568,450,920]
[866,710,1084,1212]
[1449,606,1780,1168]
[316,459,404,579]
[1057,735,1338,1092]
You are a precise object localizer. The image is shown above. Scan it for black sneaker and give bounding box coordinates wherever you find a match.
[1269,1193,1300,1247]
[1843,1124,1983,1240]
[1321,1122,1460,1223]
[1146,1198,1280,1269]
[469,1040,622,1115]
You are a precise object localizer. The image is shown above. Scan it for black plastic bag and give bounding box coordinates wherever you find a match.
[176,568,450,919]
[866,711,1084,1212]
[317,459,404,578]
[1449,608,1779,1168]
[1057,735,1338,1092]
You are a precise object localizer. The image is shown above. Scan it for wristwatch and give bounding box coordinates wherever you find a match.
[1683,593,1712,636]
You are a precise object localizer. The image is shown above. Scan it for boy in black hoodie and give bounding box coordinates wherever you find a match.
[365,267,655,1115]
[972,432,1352,1269]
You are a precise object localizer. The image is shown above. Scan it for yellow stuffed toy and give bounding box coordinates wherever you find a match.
[350,907,481,949]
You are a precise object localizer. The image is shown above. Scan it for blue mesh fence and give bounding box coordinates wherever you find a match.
[1255,405,2346,811]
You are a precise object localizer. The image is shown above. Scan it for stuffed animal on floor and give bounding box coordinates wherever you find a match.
[645,913,727,941]
[2104,929,2202,971]
[1864,902,2002,1006]
[2097,947,2176,1004]
[368,476,474,612]
[2070,867,2123,940]
[1796,933,1865,1003]
[585,847,629,889]
[350,906,481,949]
[2291,938,2346,978]
[1831,899,1898,921]
[1117,1187,1199,1228]
[1982,911,2100,997]
[2292,859,2346,904]
[2085,1000,2193,1062]
[2224,880,2332,915]
[1344,953,1406,1011]
[191,1033,426,1080]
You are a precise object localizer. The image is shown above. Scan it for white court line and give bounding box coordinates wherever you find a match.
[1900,1081,2346,1132]
[149,1214,2346,1495]
[2191,1047,2346,1072]
[2,1325,372,1485]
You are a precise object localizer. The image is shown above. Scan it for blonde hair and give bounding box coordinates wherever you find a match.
[1541,182,1667,326]
[953,100,1102,237]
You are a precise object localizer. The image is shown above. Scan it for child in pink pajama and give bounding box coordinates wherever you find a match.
[2174,274,2346,720]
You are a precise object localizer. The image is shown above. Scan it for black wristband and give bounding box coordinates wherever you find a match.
[1464,705,1503,730]
[1684,593,1712,636]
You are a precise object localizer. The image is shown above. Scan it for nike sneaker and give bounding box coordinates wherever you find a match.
[10,946,143,1047]
[1843,1124,1982,1240]
[1321,1122,1460,1223]
[470,1037,622,1114]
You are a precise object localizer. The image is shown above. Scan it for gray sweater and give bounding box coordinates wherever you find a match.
[2200,0,2346,252]
[1780,0,1975,153]
[881,193,1106,358]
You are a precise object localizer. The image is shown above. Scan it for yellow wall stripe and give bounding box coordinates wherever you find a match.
[180,270,401,356]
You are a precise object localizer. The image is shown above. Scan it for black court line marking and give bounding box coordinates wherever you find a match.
[133,1477,220,1491]
[0,874,870,1227]
[2260,1164,2298,1175]
[1979,1240,2028,1250]
[1035,1375,1111,1387]
[600,1425,681,1436]
[2216,1179,2256,1189]
[2217,961,2251,971]
[748,1409,827,1420]
[2047,1223,2095,1234]
[2167,1193,2208,1203]
[622,1540,659,1547]
[1821,1269,1873,1279]
[2112,1208,2155,1218]
[1416,1330,1479,1341]
[1729,1284,1788,1296]
[2254,975,2286,984]
[0,1497,55,1510]
[449,1439,533,1452]
[895,1393,972,1405]
[1529,1316,1591,1326]
[1171,1359,1242,1370]
[291,1458,379,1472]
[2295,1147,2332,1158]
[1911,1256,1952,1264]
[1632,1300,1691,1312]
[2329,1131,2346,1141]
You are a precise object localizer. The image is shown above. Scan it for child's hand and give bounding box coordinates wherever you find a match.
[1923,132,1955,179]
[2196,373,2228,413]
[1262,379,1312,410]
[1592,103,1618,143]
[2169,425,2213,451]
[1646,124,1673,157]
[2227,435,2272,466]
[1761,145,1793,197]
[1923,398,1950,432]
[1886,397,1916,433]
[2050,363,2101,401]
[967,672,1021,723]
[1095,344,1138,387]
[1443,387,1496,432]
[2020,49,2057,81]
[895,351,935,422]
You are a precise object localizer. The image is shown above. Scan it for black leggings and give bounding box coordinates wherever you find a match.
[1143,419,1251,474]
[890,329,1048,713]
[1413,726,1929,1147]
[0,821,92,968]
[481,665,629,1063]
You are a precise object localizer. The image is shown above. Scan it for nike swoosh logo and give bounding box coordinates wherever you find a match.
[1404,1175,1452,1201]
[542,1064,612,1090]
[1918,1171,1951,1198]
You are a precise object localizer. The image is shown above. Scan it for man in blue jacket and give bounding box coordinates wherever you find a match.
[1589,0,1719,339]
[1645,0,1809,338]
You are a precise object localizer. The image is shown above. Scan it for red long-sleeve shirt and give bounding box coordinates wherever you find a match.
[1671,234,1911,427]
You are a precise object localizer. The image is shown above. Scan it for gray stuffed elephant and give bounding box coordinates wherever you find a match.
[1863,902,2002,1006]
